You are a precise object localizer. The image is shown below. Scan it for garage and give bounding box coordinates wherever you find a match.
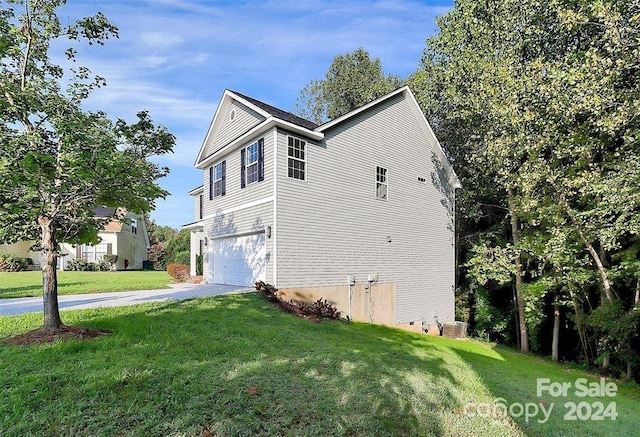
[210,233,266,286]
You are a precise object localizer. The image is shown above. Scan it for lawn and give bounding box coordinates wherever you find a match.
[1,293,638,436]
[0,270,172,299]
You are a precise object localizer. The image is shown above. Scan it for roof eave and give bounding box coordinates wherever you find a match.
[182,220,204,231]
[188,185,204,196]
[195,117,323,169]
[316,86,409,132]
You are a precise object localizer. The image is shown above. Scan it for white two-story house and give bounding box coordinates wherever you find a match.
[183,86,460,333]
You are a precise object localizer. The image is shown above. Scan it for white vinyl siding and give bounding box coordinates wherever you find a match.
[206,101,265,157]
[201,197,273,285]
[202,132,273,220]
[275,93,456,324]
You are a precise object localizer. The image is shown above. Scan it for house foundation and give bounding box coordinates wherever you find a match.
[278,283,438,335]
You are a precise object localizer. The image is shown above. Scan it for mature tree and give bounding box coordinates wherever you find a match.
[0,0,175,332]
[295,47,403,123]
[414,0,536,352]
[415,0,640,373]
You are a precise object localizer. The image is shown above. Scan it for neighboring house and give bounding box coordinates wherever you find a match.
[1,208,150,270]
[0,241,40,263]
[184,86,461,333]
[59,207,150,270]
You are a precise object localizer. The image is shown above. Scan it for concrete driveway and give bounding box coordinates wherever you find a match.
[0,283,253,316]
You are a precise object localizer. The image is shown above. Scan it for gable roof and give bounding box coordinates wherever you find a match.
[317,86,461,189]
[194,89,324,168]
[92,206,117,218]
[194,87,460,189]
[229,90,319,131]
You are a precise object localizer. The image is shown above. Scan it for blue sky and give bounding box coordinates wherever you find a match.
[58,0,453,229]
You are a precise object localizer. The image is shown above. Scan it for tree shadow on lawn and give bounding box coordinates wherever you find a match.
[448,340,640,437]
[2,294,497,436]
[0,282,86,296]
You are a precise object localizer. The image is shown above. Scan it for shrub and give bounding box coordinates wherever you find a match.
[255,281,342,322]
[173,250,190,266]
[0,252,28,272]
[148,243,166,270]
[167,263,190,282]
[66,258,91,271]
[66,258,111,272]
[103,254,118,265]
[95,260,111,271]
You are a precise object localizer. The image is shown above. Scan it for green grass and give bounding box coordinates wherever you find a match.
[1,293,638,436]
[0,270,172,299]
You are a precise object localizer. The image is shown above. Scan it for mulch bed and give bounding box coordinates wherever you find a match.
[5,325,111,346]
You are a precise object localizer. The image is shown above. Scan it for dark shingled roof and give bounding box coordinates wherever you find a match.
[92,206,116,217]
[230,90,319,131]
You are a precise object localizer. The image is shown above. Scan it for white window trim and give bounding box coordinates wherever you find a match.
[376,166,388,201]
[81,242,108,262]
[287,135,307,182]
[245,142,260,185]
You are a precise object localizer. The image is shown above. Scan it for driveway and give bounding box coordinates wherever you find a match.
[0,283,253,316]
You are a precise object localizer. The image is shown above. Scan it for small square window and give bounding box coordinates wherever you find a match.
[376,166,388,200]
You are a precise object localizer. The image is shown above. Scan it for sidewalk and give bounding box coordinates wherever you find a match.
[0,283,253,316]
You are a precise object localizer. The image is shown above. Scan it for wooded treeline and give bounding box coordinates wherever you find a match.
[297,0,640,380]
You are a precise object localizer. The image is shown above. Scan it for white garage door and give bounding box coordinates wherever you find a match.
[210,233,266,286]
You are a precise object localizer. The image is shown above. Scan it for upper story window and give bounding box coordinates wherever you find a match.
[209,161,226,199]
[376,166,388,200]
[241,138,264,188]
[246,142,259,183]
[131,218,138,234]
[288,136,306,181]
[214,161,226,197]
[199,194,203,220]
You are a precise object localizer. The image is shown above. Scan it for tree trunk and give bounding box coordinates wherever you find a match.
[569,287,591,365]
[507,187,528,353]
[626,360,633,381]
[39,216,63,331]
[554,187,614,303]
[552,304,560,362]
[601,354,610,374]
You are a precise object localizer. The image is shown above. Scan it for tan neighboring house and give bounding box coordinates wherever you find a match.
[0,241,41,265]
[1,207,150,270]
[184,86,461,333]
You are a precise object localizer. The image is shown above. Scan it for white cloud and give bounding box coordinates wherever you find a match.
[139,32,185,48]
[49,0,451,228]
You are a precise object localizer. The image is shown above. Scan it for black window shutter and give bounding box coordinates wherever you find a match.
[209,167,213,200]
[221,160,226,195]
[258,138,264,181]
[240,148,246,188]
